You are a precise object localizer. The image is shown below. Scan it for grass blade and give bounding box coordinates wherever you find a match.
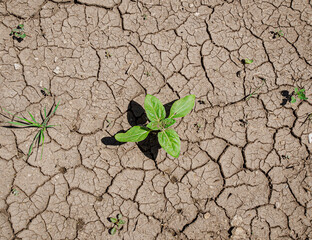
[40,129,45,160]
[44,107,47,118]
[2,108,38,125]
[28,112,39,124]
[28,131,40,158]
[51,101,60,116]
[8,121,30,127]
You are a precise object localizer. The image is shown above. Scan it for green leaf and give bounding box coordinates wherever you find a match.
[51,101,60,116]
[110,218,117,223]
[28,131,40,157]
[8,121,30,127]
[28,112,38,124]
[115,126,150,142]
[20,33,26,38]
[169,95,195,119]
[291,96,296,103]
[119,220,125,224]
[110,227,117,235]
[294,87,299,93]
[158,129,181,158]
[244,59,253,64]
[40,129,45,159]
[18,24,24,28]
[146,121,160,130]
[144,94,166,122]
[44,107,47,118]
[117,214,122,220]
[161,118,176,128]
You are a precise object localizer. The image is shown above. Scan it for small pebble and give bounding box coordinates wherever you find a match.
[53,66,61,74]
[309,133,312,144]
[14,63,21,70]
[194,12,200,16]
[204,212,210,219]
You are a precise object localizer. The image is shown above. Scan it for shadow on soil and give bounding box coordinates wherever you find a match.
[101,100,175,160]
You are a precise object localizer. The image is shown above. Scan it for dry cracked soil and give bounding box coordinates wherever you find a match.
[0,0,312,239]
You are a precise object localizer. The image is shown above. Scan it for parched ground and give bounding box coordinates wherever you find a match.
[0,0,312,239]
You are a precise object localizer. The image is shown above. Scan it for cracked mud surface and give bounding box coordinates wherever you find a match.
[0,0,312,239]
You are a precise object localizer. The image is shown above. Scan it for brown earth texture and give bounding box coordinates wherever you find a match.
[0,0,312,239]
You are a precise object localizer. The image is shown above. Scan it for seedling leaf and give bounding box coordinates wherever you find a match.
[110,227,117,235]
[8,121,30,127]
[158,129,181,158]
[115,126,150,142]
[169,95,195,119]
[119,220,125,224]
[244,59,253,64]
[144,94,166,122]
[117,214,122,220]
[110,218,117,223]
[161,118,176,128]
[146,121,159,130]
[28,112,38,124]
[28,131,40,157]
[291,96,296,103]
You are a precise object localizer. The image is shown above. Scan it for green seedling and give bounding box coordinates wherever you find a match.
[2,102,60,159]
[144,71,151,77]
[40,87,51,97]
[10,24,26,42]
[109,214,125,235]
[105,51,111,58]
[271,29,284,39]
[242,58,253,64]
[115,94,195,158]
[246,78,266,101]
[11,188,19,196]
[194,123,202,132]
[291,88,308,103]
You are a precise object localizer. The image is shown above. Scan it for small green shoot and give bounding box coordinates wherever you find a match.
[271,29,284,39]
[246,78,266,101]
[2,102,60,159]
[105,51,111,58]
[10,24,26,42]
[11,188,19,196]
[115,94,195,158]
[109,213,125,235]
[242,58,253,64]
[40,87,51,97]
[194,123,202,132]
[144,71,151,77]
[291,88,308,103]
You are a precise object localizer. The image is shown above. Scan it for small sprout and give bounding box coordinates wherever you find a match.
[270,29,284,39]
[194,123,202,132]
[242,59,253,64]
[239,119,248,127]
[281,155,290,160]
[105,51,111,58]
[40,87,51,97]
[11,188,19,196]
[10,24,26,42]
[245,78,266,101]
[291,87,308,103]
[144,71,151,77]
[142,14,147,20]
[109,213,125,235]
[106,119,112,127]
